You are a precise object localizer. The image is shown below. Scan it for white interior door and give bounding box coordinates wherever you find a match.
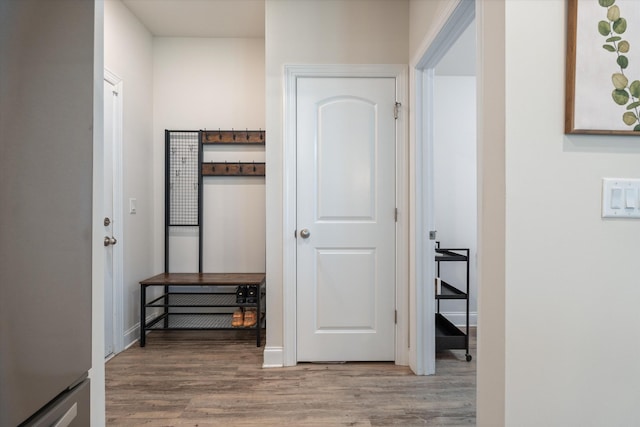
[296,77,397,362]
[103,78,116,358]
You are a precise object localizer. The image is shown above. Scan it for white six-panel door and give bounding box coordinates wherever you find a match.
[296,77,397,362]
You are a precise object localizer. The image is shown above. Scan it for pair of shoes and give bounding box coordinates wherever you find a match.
[231,309,244,327]
[236,285,247,303]
[246,285,258,304]
[243,309,257,327]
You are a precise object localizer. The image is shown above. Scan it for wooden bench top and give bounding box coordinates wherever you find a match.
[140,273,265,287]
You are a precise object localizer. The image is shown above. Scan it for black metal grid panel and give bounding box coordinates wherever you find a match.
[168,131,199,226]
[147,293,237,307]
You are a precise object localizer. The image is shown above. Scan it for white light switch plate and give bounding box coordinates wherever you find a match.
[602,178,640,218]
[129,198,137,214]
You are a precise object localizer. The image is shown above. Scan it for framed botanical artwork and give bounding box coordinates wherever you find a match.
[566,0,640,134]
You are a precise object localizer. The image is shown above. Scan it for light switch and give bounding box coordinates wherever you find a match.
[625,187,638,209]
[602,178,640,218]
[611,187,623,209]
[129,198,137,214]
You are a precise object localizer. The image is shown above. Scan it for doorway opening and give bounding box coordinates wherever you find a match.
[413,0,477,375]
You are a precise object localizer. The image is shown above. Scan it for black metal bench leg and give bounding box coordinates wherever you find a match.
[140,285,146,347]
[256,287,261,347]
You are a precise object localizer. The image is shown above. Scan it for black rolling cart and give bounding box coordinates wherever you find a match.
[435,242,472,362]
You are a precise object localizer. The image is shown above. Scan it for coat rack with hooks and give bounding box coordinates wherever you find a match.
[164,128,267,272]
[202,161,266,177]
[147,129,266,348]
[201,129,265,144]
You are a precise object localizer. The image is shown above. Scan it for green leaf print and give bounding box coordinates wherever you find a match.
[598,0,640,130]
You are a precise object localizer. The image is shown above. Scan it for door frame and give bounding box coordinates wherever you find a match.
[282,64,409,366]
[103,68,125,357]
[411,0,476,374]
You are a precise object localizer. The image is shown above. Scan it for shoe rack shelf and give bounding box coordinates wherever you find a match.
[139,273,266,347]
[435,242,472,362]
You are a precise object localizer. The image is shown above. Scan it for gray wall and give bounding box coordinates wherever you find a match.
[0,0,94,425]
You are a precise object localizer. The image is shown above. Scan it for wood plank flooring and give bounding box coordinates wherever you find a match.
[106,330,476,426]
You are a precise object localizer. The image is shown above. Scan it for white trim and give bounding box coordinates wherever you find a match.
[123,320,140,348]
[283,64,409,367]
[395,67,410,367]
[412,67,437,376]
[282,65,298,367]
[412,0,476,375]
[104,68,125,355]
[410,0,476,69]
[262,346,285,368]
[104,68,120,87]
[123,338,139,351]
[124,313,156,349]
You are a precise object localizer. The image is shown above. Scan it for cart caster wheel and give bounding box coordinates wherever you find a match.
[466,354,472,362]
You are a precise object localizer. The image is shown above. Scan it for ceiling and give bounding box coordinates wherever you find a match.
[121,0,265,38]
[120,0,474,74]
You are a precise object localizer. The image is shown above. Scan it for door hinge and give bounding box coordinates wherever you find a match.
[394,310,398,324]
[112,90,119,96]
[395,208,398,222]
[394,102,401,119]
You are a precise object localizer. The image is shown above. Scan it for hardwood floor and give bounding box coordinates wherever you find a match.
[106,330,476,426]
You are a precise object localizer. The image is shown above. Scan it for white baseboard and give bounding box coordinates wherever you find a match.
[262,346,284,368]
[438,311,478,328]
[123,323,140,349]
[123,312,157,349]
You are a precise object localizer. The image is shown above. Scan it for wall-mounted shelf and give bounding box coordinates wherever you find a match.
[202,162,265,177]
[201,129,265,144]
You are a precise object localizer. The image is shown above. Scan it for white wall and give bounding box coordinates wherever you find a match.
[104,0,155,346]
[411,0,640,425]
[153,37,266,273]
[433,75,477,324]
[504,1,640,425]
[265,0,409,366]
